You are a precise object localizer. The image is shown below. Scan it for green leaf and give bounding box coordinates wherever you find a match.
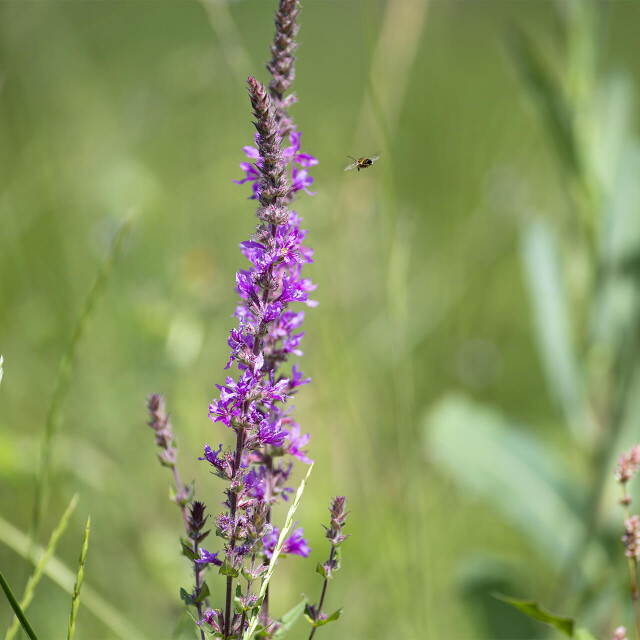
[505,25,580,177]
[181,541,198,562]
[180,588,193,606]
[424,394,606,573]
[0,569,39,640]
[574,628,598,640]
[315,562,328,579]
[493,593,574,637]
[6,494,79,640]
[272,599,306,638]
[520,218,589,440]
[303,606,342,628]
[193,581,210,604]
[0,514,148,639]
[219,557,239,578]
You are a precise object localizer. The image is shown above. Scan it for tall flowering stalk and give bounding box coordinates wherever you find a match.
[147,2,347,638]
[615,445,640,640]
[200,74,316,638]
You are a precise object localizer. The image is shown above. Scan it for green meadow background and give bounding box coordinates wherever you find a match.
[2,0,640,638]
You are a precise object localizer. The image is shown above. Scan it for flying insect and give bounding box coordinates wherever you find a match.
[344,154,380,172]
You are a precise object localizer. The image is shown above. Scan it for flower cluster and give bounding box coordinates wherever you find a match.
[198,71,317,636]
[615,445,640,485]
[234,130,318,201]
[611,627,628,640]
[623,516,640,559]
[148,1,348,637]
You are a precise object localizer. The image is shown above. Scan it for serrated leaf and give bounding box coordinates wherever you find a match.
[493,593,574,637]
[424,394,606,573]
[506,25,580,176]
[272,599,306,638]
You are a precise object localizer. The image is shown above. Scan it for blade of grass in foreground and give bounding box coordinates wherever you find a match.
[5,494,79,640]
[67,516,90,640]
[0,570,39,640]
[31,217,133,544]
[0,514,147,639]
[243,463,314,640]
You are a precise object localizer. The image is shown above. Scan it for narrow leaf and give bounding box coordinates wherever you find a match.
[272,599,307,638]
[0,569,39,640]
[67,516,90,640]
[0,513,147,639]
[424,394,606,573]
[493,593,574,637]
[6,494,79,640]
[520,218,589,440]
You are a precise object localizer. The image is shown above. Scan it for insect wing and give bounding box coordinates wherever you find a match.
[343,161,358,171]
[368,154,380,164]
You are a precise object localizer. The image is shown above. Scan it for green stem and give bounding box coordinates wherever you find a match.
[0,570,39,640]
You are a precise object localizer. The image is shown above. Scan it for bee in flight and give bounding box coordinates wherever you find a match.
[344,154,380,172]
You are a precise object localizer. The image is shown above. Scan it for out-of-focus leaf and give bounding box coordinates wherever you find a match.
[424,394,606,572]
[574,629,598,640]
[520,218,589,440]
[272,599,306,638]
[506,26,580,177]
[493,593,574,637]
[591,73,633,195]
[590,142,640,355]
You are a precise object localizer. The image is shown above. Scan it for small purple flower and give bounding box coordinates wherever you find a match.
[258,417,287,447]
[282,130,318,167]
[234,130,317,200]
[263,525,311,559]
[285,422,313,464]
[291,166,316,195]
[195,548,223,567]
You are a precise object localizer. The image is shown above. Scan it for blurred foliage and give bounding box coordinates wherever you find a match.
[1,0,640,638]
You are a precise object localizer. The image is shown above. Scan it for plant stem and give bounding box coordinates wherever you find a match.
[621,483,640,640]
[308,546,335,640]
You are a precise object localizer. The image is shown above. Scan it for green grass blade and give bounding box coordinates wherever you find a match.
[0,514,147,639]
[0,569,39,640]
[31,217,133,544]
[243,463,314,640]
[67,516,90,640]
[5,494,79,640]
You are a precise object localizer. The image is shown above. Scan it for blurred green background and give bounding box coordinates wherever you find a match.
[2,0,640,638]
